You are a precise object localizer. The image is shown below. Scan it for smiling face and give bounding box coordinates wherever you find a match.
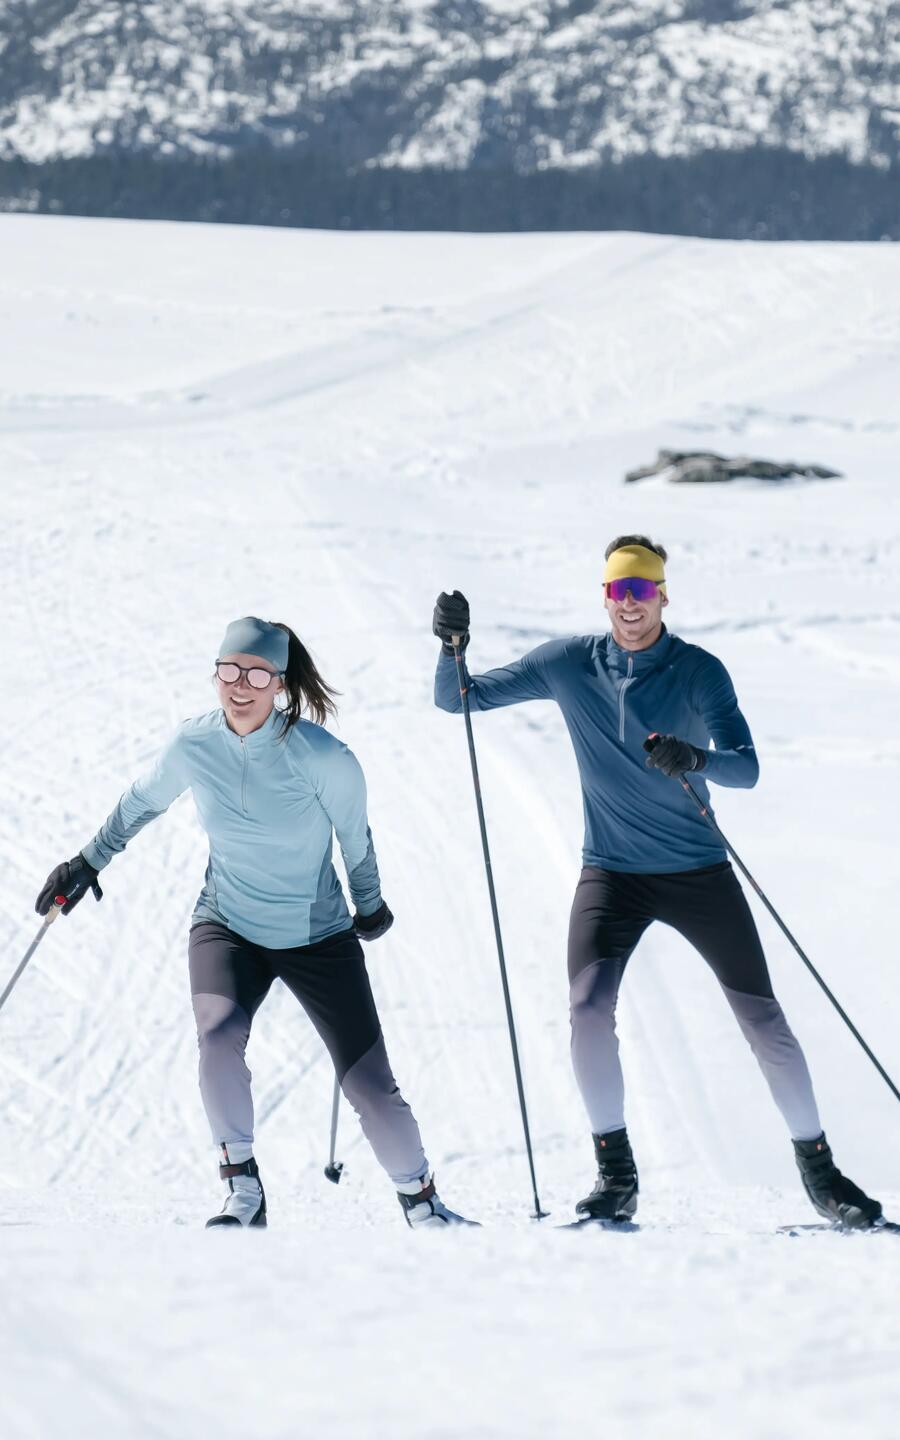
[604,582,668,651]
[215,652,284,736]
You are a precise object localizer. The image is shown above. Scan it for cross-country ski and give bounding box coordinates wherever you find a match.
[777,1220,900,1237]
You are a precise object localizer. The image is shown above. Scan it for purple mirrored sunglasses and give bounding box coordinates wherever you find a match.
[605,577,662,602]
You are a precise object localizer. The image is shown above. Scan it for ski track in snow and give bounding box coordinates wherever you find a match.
[1,216,899,1439]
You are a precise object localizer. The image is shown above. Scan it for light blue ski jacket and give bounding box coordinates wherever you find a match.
[82,708,383,949]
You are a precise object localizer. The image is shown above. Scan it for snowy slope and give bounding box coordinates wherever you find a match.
[0,0,897,168]
[2,216,900,1438]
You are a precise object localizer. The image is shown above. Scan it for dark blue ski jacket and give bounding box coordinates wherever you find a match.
[434,627,758,873]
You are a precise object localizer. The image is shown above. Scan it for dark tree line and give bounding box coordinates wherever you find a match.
[0,147,896,240]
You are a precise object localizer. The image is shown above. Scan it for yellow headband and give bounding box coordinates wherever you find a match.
[604,544,667,595]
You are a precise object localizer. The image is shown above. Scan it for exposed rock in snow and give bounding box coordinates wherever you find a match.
[626,449,843,483]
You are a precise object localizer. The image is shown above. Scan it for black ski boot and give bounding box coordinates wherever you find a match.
[575,1128,639,1222]
[793,1132,881,1230]
[206,1143,267,1229]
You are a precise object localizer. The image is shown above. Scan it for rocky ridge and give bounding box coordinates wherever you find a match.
[0,0,896,171]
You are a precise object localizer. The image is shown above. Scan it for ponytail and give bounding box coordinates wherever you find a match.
[271,623,340,733]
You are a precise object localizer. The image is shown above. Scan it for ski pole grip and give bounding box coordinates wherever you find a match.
[47,899,66,925]
[451,634,463,648]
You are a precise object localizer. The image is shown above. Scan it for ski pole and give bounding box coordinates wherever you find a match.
[324,1071,343,1183]
[0,899,66,1017]
[451,635,548,1219]
[644,733,900,1109]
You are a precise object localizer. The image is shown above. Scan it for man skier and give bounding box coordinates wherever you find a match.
[433,536,881,1228]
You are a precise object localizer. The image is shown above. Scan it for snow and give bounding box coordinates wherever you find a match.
[2,214,900,1438]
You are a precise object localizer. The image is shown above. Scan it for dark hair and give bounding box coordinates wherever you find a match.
[604,534,668,563]
[271,622,340,733]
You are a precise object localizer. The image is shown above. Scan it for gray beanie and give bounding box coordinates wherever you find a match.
[218,617,289,671]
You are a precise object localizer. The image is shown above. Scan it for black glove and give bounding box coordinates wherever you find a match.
[353,900,394,943]
[433,591,470,656]
[35,853,103,917]
[643,734,707,778]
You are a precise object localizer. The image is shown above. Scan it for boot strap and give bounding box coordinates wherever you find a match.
[399,1179,436,1209]
[219,1157,259,1180]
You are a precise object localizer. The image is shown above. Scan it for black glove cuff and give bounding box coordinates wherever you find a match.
[440,635,469,657]
[354,901,387,932]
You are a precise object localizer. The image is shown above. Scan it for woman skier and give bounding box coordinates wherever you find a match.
[36,616,468,1230]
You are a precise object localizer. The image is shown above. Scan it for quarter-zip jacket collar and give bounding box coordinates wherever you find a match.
[219,705,282,754]
[604,624,672,678]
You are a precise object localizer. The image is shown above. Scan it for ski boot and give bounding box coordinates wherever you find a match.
[397,1175,476,1229]
[793,1132,881,1230]
[206,1142,267,1229]
[575,1128,639,1222]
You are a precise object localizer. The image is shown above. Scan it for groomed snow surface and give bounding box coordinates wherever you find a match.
[2,217,899,1439]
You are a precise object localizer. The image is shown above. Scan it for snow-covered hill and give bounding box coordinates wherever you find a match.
[2,215,900,1438]
[1,0,898,169]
